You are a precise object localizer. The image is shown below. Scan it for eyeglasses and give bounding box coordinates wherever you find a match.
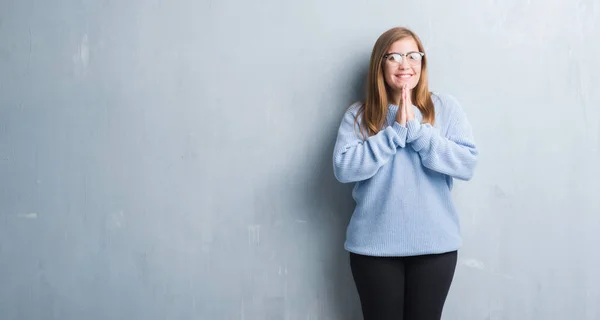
[383,52,424,65]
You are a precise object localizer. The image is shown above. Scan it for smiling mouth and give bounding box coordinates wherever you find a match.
[396,74,413,79]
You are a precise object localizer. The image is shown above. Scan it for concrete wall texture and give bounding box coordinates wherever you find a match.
[1,0,599,319]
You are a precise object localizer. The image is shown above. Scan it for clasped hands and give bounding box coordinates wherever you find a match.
[395,84,415,127]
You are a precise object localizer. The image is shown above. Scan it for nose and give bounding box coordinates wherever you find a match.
[400,57,411,68]
[399,62,410,69]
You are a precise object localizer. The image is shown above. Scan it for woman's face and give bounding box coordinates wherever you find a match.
[383,37,423,94]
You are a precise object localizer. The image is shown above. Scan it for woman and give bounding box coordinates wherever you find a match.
[332,26,478,320]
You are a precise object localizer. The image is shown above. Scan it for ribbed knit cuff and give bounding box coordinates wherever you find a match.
[390,122,408,148]
[384,105,408,148]
[406,119,430,152]
[406,119,421,142]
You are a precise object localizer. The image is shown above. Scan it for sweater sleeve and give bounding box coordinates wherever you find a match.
[333,104,408,183]
[405,96,478,181]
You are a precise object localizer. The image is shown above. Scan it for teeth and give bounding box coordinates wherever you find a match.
[399,75,411,78]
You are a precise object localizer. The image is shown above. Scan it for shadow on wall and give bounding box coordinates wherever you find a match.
[306,63,369,319]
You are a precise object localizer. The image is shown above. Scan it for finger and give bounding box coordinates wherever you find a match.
[404,92,408,119]
[400,87,403,107]
[402,87,405,105]
[400,86,404,106]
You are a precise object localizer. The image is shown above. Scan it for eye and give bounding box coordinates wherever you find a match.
[407,52,423,61]
[388,53,402,63]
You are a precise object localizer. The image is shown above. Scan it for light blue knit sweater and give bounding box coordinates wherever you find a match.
[333,92,478,257]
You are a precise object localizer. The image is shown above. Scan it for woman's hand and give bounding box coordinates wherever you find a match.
[395,90,407,126]
[396,84,415,126]
[404,84,415,121]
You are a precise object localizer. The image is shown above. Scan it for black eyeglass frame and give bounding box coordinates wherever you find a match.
[382,52,425,64]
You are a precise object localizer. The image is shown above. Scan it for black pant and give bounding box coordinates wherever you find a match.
[349,251,457,320]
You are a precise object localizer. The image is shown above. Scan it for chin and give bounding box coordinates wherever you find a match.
[394,82,416,90]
